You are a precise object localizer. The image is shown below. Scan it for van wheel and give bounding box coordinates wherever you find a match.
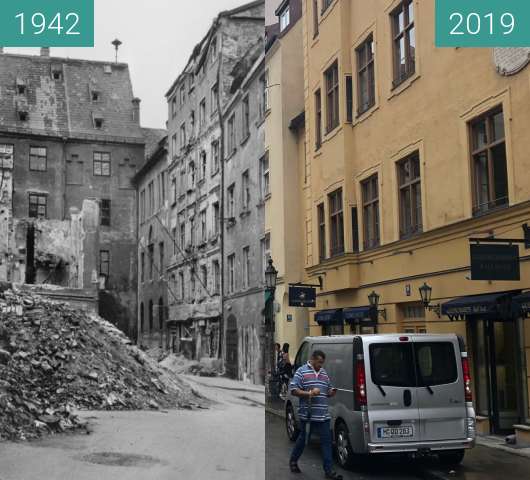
[438,449,465,466]
[335,422,356,469]
[286,403,299,442]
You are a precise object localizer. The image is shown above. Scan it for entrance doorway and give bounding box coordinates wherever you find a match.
[225,316,238,379]
[470,319,521,433]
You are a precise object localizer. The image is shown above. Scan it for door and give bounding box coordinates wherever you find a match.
[472,319,520,433]
[225,316,238,379]
[365,338,421,443]
[413,337,467,441]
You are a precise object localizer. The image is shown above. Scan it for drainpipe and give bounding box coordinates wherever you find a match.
[216,41,225,362]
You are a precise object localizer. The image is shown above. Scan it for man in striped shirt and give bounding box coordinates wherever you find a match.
[289,350,342,480]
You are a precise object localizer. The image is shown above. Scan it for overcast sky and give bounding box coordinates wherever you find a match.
[266,0,282,25]
[5,0,260,129]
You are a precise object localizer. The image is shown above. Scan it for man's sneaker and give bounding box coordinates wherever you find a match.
[289,462,302,474]
[324,472,343,480]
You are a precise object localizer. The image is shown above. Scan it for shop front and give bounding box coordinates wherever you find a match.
[442,291,528,434]
[314,306,378,336]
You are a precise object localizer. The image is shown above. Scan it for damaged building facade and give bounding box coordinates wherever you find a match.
[223,49,266,384]
[164,1,265,363]
[0,48,146,339]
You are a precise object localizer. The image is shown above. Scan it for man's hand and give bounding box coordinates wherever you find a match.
[309,388,321,397]
[328,388,338,398]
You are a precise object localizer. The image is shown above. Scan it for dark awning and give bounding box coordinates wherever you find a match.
[441,292,514,320]
[343,307,373,325]
[315,309,343,326]
[513,293,530,315]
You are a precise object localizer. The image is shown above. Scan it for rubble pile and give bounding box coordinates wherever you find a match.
[0,286,195,441]
[160,354,223,378]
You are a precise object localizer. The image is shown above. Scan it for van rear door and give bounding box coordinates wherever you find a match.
[413,336,467,441]
[365,337,421,443]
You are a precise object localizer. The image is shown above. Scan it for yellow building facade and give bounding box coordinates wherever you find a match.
[297,0,530,435]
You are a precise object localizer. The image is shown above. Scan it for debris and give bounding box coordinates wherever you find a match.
[0,286,198,442]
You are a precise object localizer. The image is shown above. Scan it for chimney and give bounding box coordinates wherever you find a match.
[132,97,141,124]
[40,47,50,57]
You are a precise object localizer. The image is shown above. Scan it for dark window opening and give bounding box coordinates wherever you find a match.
[351,207,360,253]
[391,0,415,86]
[101,199,111,226]
[362,174,380,249]
[28,193,47,219]
[329,188,344,256]
[94,118,104,129]
[398,152,422,238]
[315,89,322,149]
[318,203,326,261]
[93,152,111,176]
[325,61,340,132]
[345,75,353,123]
[29,147,47,171]
[357,35,375,114]
[18,111,28,121]
[99,250,110,278]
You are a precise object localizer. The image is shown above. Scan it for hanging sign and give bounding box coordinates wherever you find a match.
[289,286,316,308]
[470,244,520,281]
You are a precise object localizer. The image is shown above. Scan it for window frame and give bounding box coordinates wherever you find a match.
[93,152,111,177]
[99,250,110,278]
[328,188,344,257]
[356,34,376,115]
[391,0,416,87]
[101,199,111,227]
[362,174,380,250]
[397,152,422,239]
[315,89,322,149]
[325,61,340,133]
[28,193,47,219]
[29,146,47,172]
[317,203,326,261]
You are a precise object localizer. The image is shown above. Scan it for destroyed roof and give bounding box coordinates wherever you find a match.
[141,128,168,160]
[0,53,144,142]
[165,0,265,98]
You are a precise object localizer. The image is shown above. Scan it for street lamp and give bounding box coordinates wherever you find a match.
[419,283,441,318]
[368,291,387,321]
[264,257,278,403]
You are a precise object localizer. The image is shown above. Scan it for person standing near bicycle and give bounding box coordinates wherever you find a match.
[288,350,342,480]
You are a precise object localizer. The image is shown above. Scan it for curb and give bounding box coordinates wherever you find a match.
[266,407,285,419]
[475,436,530,460]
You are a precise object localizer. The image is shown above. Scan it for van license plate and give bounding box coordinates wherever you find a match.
[377,426,414,439]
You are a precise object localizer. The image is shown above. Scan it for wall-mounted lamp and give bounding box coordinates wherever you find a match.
[419,282,441,318]
[368,290,387,321]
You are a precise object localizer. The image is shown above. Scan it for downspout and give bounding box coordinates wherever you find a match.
[216,34,225,361]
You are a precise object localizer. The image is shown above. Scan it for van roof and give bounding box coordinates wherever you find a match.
[304,333,458,343]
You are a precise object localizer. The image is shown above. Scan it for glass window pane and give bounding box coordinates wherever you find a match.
[408,1,414,24]
[472,119,488,150]
[398,10,405,32]
[474,153,490,209]
[492,144,508,205]
[370,343,415,387]
[415,343,457,386]
[492,112,505,141]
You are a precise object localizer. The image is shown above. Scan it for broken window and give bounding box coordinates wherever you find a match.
[91,90,101,102]
[18,110,29,121]
[16,78,27,95]
[93,152,111,176]
[29,147,47,171]
[28,193,47,219]
[94,117,104,129]
[99,250,110,278]
[51,67,63,81]
[101,199,111,226]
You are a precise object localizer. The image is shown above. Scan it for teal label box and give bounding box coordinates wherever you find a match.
[0,0,94,47]
[436,0,530,47]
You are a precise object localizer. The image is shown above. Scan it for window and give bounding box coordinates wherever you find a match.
[210,37,218,64]
[322,324,344,336]
[211,140,220,174]
[94,117,104,129]
[180,124,186,149]
[179,271,185,300]
[148,243,154,280]
[171,177,177,204]
[415,343,458,386]
[29,147,47,171]
[322,0,333,14]
[213,202,220,236]
[201,265,208,295]
[171,96,177,118]
[313,0,319,37]
[362,175,380,249]
[259,74,267,118]
[200,209,207,243]
[148,181,155,216]
[280,6,290,32]
[211,84,219,114]
[160,171,166,203]
[260,153,270,199]
[199,99,206,128]
[351,207,360,253]
[243,246,250,288]
[318,203,326,260]
[200,151,207,180]
[402,303,426,320]
[227,184,235,218]
[188,73,195,92]
[325,62,339,132]
[470,108,508,215]
[140,190,146,222]
[345,75,353,123]
[356,35,375,114]
[28,193,47,218]
[398,152,422,238]
[188,162,196,191]
[171,227,177,255]
[101,199,111,226]
[261,233,271,281]
[91,90,100,102]
[213,260,220,294]
[190,217,195,247]
[228,254,235,294]
[171,134,177,158]
[227,114,236,155]
[179,222,186,250]
[93,152,111,176]
[391,0,415,86]
[159,242,164,276]
[370,343,415,387]
[180,84,186,106]
[242,170,250,211]
[190,111,195,136]
[329,188,344,256]
[100,250,110,278]
[148,300,154,331]
[242,96,250,139]
[315,89,322,149]
[52,69,63,81]
[0,144,14,169]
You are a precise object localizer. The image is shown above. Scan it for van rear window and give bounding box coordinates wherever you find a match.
[370,343,416,387]
[370,342,458,387]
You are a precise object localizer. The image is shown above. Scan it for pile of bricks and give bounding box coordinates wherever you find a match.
[0,284,196,441]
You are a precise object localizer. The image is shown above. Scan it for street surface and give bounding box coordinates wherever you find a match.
[0,375,265,480]
[266,412,530,480]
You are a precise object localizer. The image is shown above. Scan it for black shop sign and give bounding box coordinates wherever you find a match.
[470,244,520,281]
[289,286,317,308]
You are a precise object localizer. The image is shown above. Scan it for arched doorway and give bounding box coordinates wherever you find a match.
[225,315,238,379]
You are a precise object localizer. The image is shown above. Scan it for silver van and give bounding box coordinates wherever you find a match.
[285,334,476,468]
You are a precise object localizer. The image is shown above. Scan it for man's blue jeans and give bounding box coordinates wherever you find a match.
[290,419,333,473]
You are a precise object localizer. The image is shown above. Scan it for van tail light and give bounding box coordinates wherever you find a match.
[462,357,473,402]
[355,359,367,407]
